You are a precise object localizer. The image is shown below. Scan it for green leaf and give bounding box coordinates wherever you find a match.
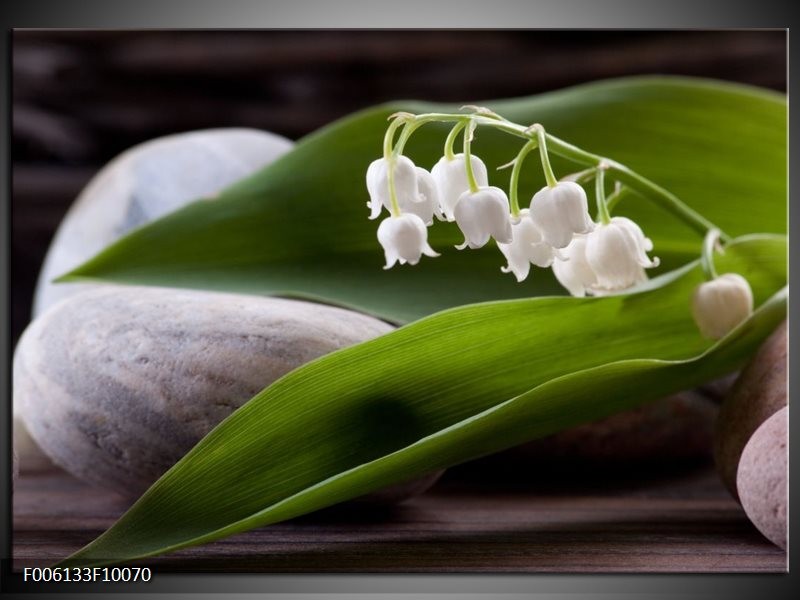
[59,235,787,567]
[58,77,786,323]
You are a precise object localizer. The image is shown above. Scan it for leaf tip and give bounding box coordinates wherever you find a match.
[51,267,90,284]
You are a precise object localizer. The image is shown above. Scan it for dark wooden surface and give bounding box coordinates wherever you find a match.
[11,30,787,345]
[13,465,785,572]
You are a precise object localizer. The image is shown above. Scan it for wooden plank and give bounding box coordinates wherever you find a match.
[12,467,785,572]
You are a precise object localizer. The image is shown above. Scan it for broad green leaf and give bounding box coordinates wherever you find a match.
[60,235,787,567]
[58,77,786,323]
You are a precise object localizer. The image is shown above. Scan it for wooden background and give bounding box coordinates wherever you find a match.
[11,30,787,345]
[12,466,786,572]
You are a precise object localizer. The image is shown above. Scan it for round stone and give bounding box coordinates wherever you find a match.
[714,321,787,498]
[737,406,787,549]
[15,286,400,499]
[495,390,718,468]
[33,128,294,315]
[17,128,294,470]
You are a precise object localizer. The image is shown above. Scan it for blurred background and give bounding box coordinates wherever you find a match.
[12,30,786,345]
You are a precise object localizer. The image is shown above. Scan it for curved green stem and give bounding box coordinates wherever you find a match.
[394,120,424,156]
[398,112,730,242]
[537,130,729,241]
[463,120,480,193]
[444,121,467,161]
[595,167,611,225]
[606,184,635,213]
[509,139,538,217]
[701,229,721,280]
[382,117,406,160]
[532,124,558,188]
[562,167,596,186]
[382,117,408,217]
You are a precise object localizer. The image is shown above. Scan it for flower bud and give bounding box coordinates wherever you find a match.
[585,216,659,292]
[377,213,439,269]
[691,273,754,339]
[453,186,513,250]
[529,181,594,248]
[431,153,489,221]
[497,209,555,282]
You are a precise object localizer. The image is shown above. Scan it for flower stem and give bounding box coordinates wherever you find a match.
[509,139,538,217]
[595,167,611,225]
[382,116,406,160]
[398,112,731,242]
[539,131,729,241]
[605,183,635,213]
[394,120,424,156]
[463,120,480,193]
[700,229,721,280]
[444,121,466,161]
[382,117,408,217]
[531,124,558,188]
[562,167,596,185]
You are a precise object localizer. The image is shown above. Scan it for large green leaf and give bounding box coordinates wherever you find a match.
[58,77,786,323]
[59,235,787,567]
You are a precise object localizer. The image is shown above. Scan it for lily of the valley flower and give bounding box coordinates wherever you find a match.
[377,213,439,270]
[551,234,598,297]
[431,153,489,221]
[367,156,416,219]
[585,216,659,293]
[691,273,753,339]
[529,181,594,248]
[367,157,441,224]
[453,186,513,250]
[552,217,659,297]
[412,167,444,225]
[497,209,557,282]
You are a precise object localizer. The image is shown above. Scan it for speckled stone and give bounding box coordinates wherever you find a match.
[14,286,396,498]
[737,406,787,549]
[503,390,718,467]
[17,128,294,471]
[714,321,787,498]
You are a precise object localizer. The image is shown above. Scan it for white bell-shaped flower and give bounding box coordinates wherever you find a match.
[497,209,556,282]
[377,213,439,270]
[585,216,659,292]
[431,153,489,221]
[366,156,419,220]
[529,181,594,248]
[691,273,753,340]
[453,186,513,250]
[410,167,444,225]
[367,157,441,225]
[551,234,598,297]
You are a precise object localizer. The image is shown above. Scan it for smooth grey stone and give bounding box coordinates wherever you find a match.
[15,287,402,500]
[17,128,294,470]
[33,128,294,315]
